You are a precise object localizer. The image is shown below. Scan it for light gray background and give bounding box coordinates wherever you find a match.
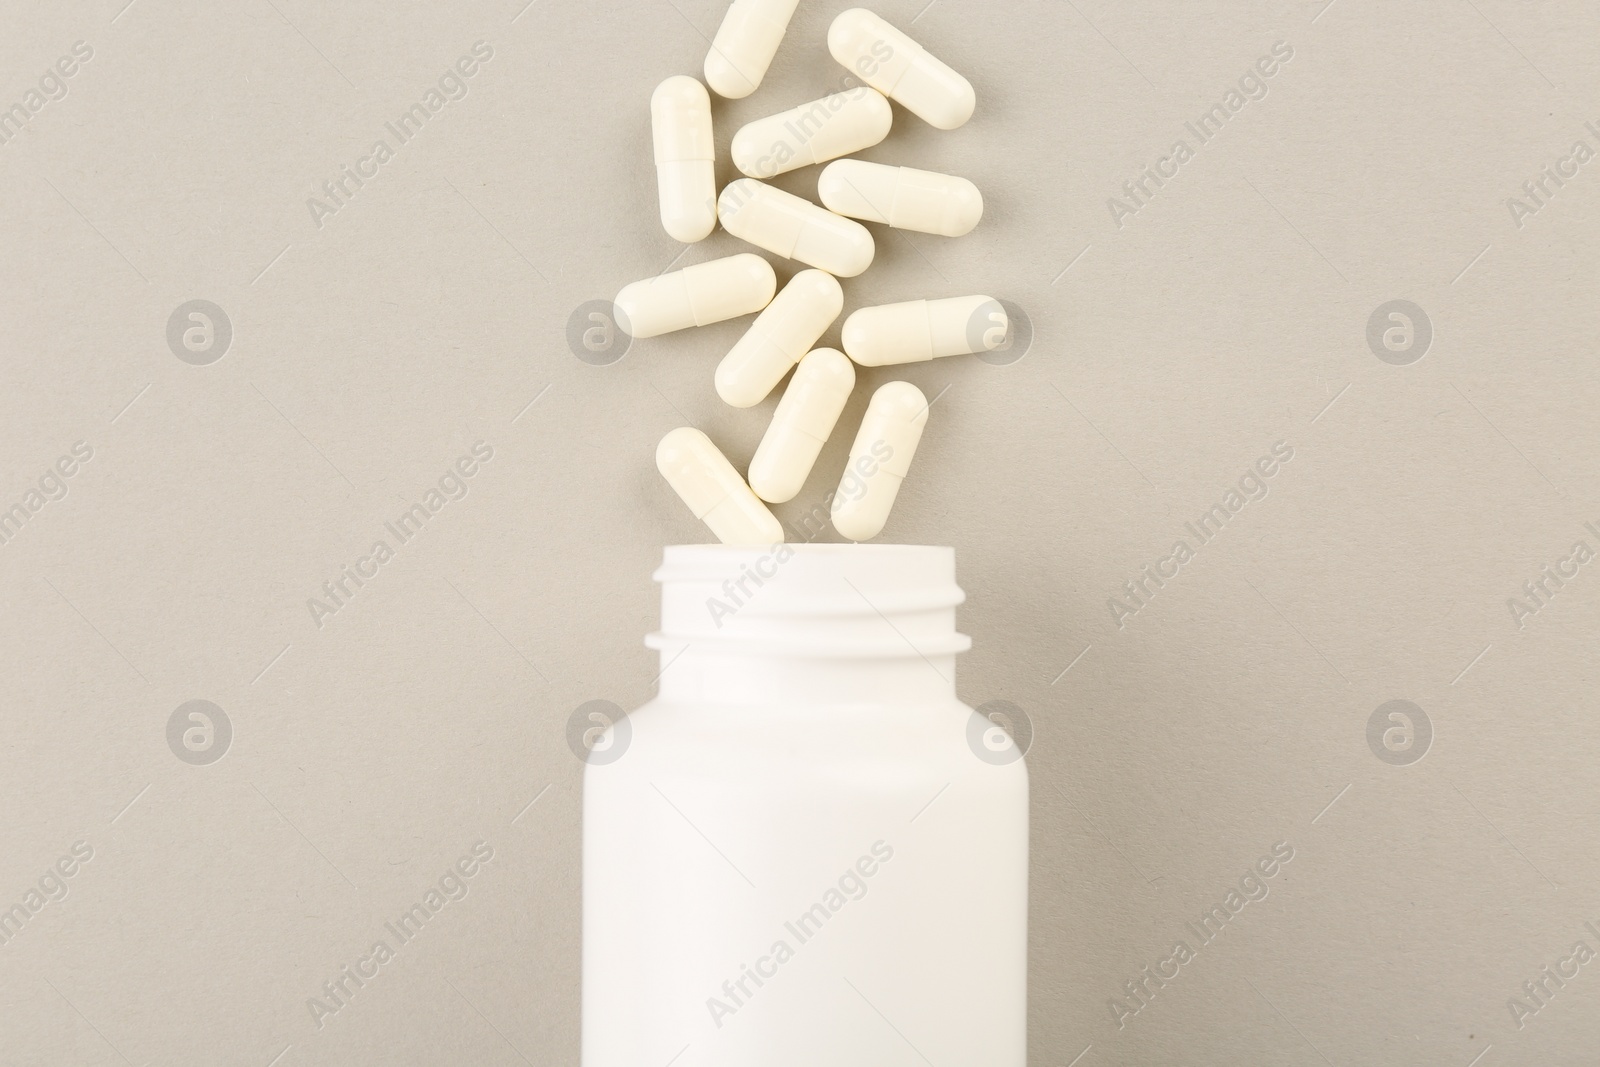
[2,0,1597,1063]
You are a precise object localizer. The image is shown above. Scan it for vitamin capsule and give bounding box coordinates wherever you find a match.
[718,179,875,278]
[731,87,892,179]
[656,427,783,545]
[614,253,776,338]
[827,8,975,130]
[716,269,844,408]
[748,348,856,503]
[704,0,801,99]
[830,381,927,542]
[651,76,717,243]
[817,159,983,237]
[841,295,1005,366]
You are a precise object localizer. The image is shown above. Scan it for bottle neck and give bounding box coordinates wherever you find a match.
[655,647,957,705]
[646,544,969,706]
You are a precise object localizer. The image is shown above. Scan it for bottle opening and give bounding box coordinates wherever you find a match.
[648,543,970,658]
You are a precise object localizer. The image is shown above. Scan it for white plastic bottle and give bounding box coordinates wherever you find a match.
[582,544,1028,1066]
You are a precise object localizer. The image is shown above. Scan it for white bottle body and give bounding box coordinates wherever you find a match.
[582,545,1028,1067]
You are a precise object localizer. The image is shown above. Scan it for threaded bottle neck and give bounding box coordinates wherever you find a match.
[648,543,968,703]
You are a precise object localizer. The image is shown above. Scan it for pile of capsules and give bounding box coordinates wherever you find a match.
[617,3,1007,544]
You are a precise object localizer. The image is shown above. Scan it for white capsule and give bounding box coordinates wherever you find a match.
[718,179,875,278]
[827,8,975,130]
[841,295,1005,366]
[830,381,926,542]
[651,76,717,243]
[731,87,892,179]
[748,348,856,503]
[716,269,844,408]
[704,0,801,99]
[615,253,776,339]
[817,159,982,237]
[657,428,783,545]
